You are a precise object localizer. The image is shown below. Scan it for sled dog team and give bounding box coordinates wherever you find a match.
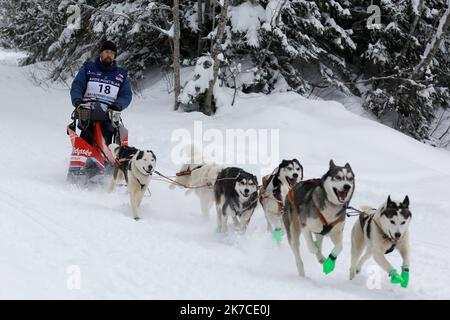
[106,144,411,288]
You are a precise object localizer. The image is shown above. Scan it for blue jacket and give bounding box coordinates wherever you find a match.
[70,57,132,110]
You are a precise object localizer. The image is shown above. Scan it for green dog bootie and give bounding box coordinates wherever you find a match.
[389,268,403,285]
[272,228,283,242]
[323,253,337,275]
[401,266,409,288]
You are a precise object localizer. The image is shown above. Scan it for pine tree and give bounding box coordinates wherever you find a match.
[0,0,448,141]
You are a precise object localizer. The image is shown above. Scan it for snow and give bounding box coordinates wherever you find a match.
[229,2,266,47]
[366,41,389,64]
[420,0,450,59]
[329,0,351,17]
[325,16,356,50]
[178,56,214,105]
[265,0,287,25]
[1,48,450,299]
[411,0,421,14]
[93,21,104,33]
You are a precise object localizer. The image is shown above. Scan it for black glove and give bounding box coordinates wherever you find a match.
[73,99,82,108]
[109,102,122,111]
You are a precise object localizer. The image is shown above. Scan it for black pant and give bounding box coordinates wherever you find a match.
[80,122,113,146]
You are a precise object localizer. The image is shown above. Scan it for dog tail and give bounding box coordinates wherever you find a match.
[108,143,120,159]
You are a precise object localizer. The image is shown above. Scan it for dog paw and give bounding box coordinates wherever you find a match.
[349,268,360,280]
[389,269,405,286]
[400,273,409,288]
[271,228,284,243]
[323,254,337,275]
[401,267,409,288]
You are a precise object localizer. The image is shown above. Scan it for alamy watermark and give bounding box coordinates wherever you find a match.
[66,265,81,290]
[367,5,382,29]
[171,121,280,174]
[365,265,383,290]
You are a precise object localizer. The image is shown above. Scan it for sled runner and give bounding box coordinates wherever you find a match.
[66,98,128,186]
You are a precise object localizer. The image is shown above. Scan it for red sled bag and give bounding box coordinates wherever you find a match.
[66,99,128,186]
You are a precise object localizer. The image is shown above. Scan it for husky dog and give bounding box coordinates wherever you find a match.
[169,145,224,220]
[108,143,156,220]
[283,160,355,277]
[260,159,303,241]
[350,196,411,288]
[214,167,259,233]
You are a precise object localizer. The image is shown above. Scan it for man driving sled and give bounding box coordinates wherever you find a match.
[70,40,132,145]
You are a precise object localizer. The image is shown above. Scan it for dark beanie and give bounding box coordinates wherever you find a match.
[99,40,117,54]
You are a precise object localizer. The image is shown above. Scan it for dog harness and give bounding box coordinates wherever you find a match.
[286,183,344,236]
[229,192,259,216]
[360,214,396,254]
[136,178,147,190]
[259,174,285,212]
[127,161,152,190]
[314,208,345,235]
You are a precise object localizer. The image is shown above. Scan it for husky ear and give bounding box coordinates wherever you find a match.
[387,195,392,203]
[345,163,352,170]
[403,195,409,208]
[329,160,336,168]
[386,195,396,208]
[136,150,144,160]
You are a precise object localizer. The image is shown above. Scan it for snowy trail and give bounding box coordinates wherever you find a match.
[1,49,450,299]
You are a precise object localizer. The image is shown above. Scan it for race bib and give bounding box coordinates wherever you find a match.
[84,80,120,102]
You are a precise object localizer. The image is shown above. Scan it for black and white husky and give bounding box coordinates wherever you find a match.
[214,167,259,233]
[107,143,156,220]
[260,159,303,241]
[350,196,411,288]
[283,160,355,277]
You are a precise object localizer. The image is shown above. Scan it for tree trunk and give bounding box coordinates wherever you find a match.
[401,0,425,56]
[203,0,229,115]
[197,0,204,56]
[257,0,287,68]
[204,0,211,24]
[411,0,450,80]
[210,0,216,53]
[173,0,181,110]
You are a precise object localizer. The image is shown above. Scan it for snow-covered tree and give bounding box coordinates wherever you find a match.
[350,0,450,139]
[0,0,448,141]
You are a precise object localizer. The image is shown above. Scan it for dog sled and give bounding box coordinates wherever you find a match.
[66,98,128,187]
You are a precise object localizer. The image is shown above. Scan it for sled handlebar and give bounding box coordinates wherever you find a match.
[73,99,121,122]
[79,98,115,108]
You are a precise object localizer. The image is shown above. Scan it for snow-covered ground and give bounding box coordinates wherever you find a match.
[1,49,450,299]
